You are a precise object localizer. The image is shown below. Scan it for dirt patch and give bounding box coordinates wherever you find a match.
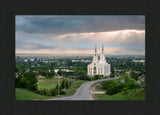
[91,93,99,100]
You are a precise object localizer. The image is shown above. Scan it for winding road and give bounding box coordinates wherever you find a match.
[46,77,119,100]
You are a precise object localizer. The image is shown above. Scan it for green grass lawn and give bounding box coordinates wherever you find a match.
[65,80,86,96]
[16,79,86,100]
[15,88,52,100]
[37,78,63,90]
[95,88,145,100]
[38,80,86,99]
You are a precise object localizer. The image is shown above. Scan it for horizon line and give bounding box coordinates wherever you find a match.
[16,53,145,56]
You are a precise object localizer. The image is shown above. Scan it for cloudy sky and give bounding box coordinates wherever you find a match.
[16,15,145,55]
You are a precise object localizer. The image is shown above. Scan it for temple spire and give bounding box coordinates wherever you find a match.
[102,44,104,51]
[95,45,97,56]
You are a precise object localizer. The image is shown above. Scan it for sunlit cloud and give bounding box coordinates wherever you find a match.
[16,15,145,55]
[16,47,145,55]
[16,29,145,50]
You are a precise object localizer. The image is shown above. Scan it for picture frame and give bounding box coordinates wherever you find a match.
[0,0,159,115]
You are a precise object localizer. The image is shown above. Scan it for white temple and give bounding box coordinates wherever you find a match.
[87,45,111,77]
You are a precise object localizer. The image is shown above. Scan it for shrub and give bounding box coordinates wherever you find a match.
[50,85,66,96]
[110,73,115,78]
[37,86,66,96]
[40,88,47,95]
[127,82,137,89]
[93,75,103,80]
[15,75,22,87]
[50,88,57,96]
[36,88,52,96]
[130,71,138,80]
[18,77,30,89]
[105,76,110,78]
[121,87,129,95]
[141,81,145,88]
[100,80,116,90]
[28,84,38,91]
[60,79,65,89]
[135,88,145,97]
[78,75,91,81]
[60,90,66,95]
[106,83,124,95]
[60,79,70,89]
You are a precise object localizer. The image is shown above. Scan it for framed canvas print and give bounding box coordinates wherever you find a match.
[15,15,145,101]
[1,0,159,115]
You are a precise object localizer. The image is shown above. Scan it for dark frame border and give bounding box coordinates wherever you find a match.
[0,0,159,115]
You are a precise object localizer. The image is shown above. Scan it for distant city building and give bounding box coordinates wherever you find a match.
[43,60,49,63]
[125,71,131,74]
[54,69,73,73]
[72,60,91,63]
[36,75,45,79]
[30,58,35,62]
[132,60,145,63]
[54,69,59,73]
[87,45,111,77]
[54,73,63,78]
[61,69,74,72]
[24,59,28,62]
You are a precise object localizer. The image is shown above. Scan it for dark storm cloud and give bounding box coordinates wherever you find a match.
[16,15,145,34]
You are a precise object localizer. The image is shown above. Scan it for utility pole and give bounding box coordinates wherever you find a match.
[65,77,66,90]
[70,77,72,86]
[58,76,59,95]
[68,77,69,89]
[74,75,75,88]
[64,77,66,90]
[114,69,116,77]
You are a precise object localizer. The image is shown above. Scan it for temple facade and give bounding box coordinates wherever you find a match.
[87,45,111,77]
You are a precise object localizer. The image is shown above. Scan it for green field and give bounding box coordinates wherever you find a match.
[15,88,52,100]
[95,88,145,100]
[16,79,86,100]
[38,78,63,90]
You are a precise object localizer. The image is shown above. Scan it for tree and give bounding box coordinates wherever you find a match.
[130,71,138,80]
[46,70,55,78]
[93,75,103,80]
[15,75,22,87]
[15,72,38,91]
[74,67,86,76]
[57,69,62,76]
[110,73,115,78]
[106,83,124,95]
[41,70,48,76]
[15,66,20,73]
[60,79,67,89]
[100,80,116,90]
[50,88,57,96]
[18,77,30,89]
[78,75,91,81]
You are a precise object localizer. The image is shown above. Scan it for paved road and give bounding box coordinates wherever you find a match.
[46,77,119,100]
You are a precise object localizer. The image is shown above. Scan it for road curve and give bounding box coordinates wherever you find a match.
[46,77,119,100]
